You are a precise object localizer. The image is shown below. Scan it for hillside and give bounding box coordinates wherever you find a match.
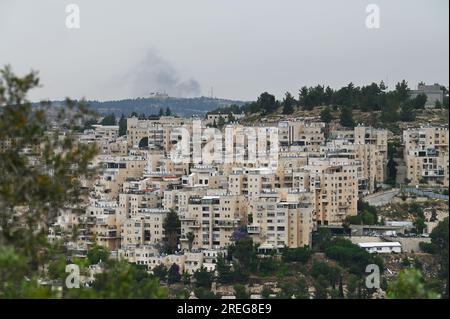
[42,96,246,118]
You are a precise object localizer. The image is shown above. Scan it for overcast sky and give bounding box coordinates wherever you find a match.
[0,0,448,101]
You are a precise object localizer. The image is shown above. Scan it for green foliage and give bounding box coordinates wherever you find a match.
[320,107,333,123]
[87,245,109,265]
[257,92,278,115]
[194,287,220,299]
[346,201,378,225]
[411,94,427,109]
[387,269,440,299]
[67,261,168,299]
[261,286,272,299]
[167,263,181,284]
[413,217,426,233]
[428,218,449,297]
[386,140,400,185]
[152,264,168,282]
[47,256,67,281]
[193,267,214,289]
[162,209,181,254]
[0,246,54,298]
[282,92,296,115]
[339,106,355,128]
[277,277,309,299]
[118,114,127,136]
[100,113,116,126]
[0,66,98,297]
[312,227,332,251]
[314,275,329,299]
[233,284,249,299]
[228,237,258,271]
[257,256,279,276]
[217,115,225,128]
[311,261,341,289]
[324,238,383,276]
[216,253,233,284]
[281,247,312,263]
[419,242,434,254]
[186,232,195,252]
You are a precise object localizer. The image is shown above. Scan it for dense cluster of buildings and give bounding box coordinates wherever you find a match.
[49,115,448,274]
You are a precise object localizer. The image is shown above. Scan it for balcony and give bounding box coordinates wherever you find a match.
[247,225,260,234]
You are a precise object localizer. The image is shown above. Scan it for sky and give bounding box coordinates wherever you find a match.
[0,0,448,102]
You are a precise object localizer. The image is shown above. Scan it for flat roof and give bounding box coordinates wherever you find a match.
[358,242,401,248]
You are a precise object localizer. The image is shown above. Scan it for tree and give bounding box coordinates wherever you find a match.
[82,117,98,131]
[216,253,233,284]
[261,286,272,299]
[386,141,399,186]
[257,92,277,115]
[312,227,332,251]
[234,284,249,299]
[230,225,248,242]
[159,108,164,117]
[182,271,191,285]
[346,274,360,299]
[339,106,355,128]
[87,245,110,265]
[399,103,416,122]
[118,114,127,136]
[281,247,312,263]
[412,94,427,109]
[314,275,329,299]
[193,267,213,289]
[282,92,295,115]
[100,113,116,125]
[0,66,98,296]
[413,217,426,234]
[186,232,195,252]
[217,115,225,128]
[228,237,257,271]
[194,287,220,299]
[320,107,333,123]
[429,218,449,297]
[387,269,440,299]
[152,264,168,282]
[394,80,410,103]
[67,261,168,299]
[165,107,172,116]
[167,263,181,284]
[163,209,181,254]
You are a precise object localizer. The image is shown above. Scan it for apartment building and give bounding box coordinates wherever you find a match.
[303,159,359,225]
[94,154,147,200]
[228,168,279,198]
[247,190,314,249]
[180,195,247,251]
[121,208,168,248]
[403,126,449,186]
[84,200,121,250]
[278,120,325,152]
[117,180,161,224]
[127,116,187,151]
[163,188,208,212]
[205,112,245,126]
